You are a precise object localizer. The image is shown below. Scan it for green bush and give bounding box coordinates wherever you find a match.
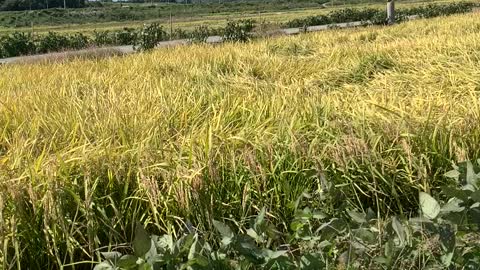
[189,25,213,44]
[36,32,72,53]
[0,32,35,57]
[135,23,167,51]
[223,19,255,43]
[93,30,114,47]
[285,2,476,28]
[114,27,138,46]
[68,33,91,50]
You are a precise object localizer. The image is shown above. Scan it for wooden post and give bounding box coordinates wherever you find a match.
[387,0,395,25]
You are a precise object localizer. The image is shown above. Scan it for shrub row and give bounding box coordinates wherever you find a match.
[0,20,253,58]
[0,25,166,58]
[285,2,477,28]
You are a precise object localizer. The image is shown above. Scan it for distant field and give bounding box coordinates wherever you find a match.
[0,0,460,35]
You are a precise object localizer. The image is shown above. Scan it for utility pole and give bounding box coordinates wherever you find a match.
[169,0,173,40]
[387,0,395,25]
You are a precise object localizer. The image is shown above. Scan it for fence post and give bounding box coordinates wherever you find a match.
[387,0,395,25]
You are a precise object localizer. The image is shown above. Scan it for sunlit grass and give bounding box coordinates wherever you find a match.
[0,12,479,268]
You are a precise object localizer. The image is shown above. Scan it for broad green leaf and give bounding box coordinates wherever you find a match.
[441,186,470,201]
[470,190,480,203]
[419,192,441,219]
[101,251,122,261]
[441,252,454,267]
[353,228,376,244]
[441,198,465,213]
[175,234,195,255]
[255,207,266,228]
[234,235,264,263]
[366,208,376,221]
[117,255,138,269]
[466,161,479,188]
[347,209,366,224]
[312,210,327,220]
[93,262,114,270]
[264,250,287,260]
[391,217,406,245]
[188,235,201,260]
[444,169,460,180]
[134,223,152,258]
[184,256,209,268]
[299,253,326,269]
[213,220,234,246]
[156,235,174,253]
[247,228,260,242]
[137,262,152,270]
[212,220,233,238]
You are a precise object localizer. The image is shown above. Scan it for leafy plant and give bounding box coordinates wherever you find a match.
[222,19,255,43]
[189,26,213,44]
[135,23,167,51]
[0,32,35,57]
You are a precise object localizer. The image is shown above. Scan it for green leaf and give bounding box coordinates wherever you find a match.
[101,251,122,261]
[117,255,138,269]
[188,235,201,260]
[134,222,152,258]
[255,207,266,229]
[264,250,287,260]
[212,220,233,238]
[471,190,480,203]
[353,228,376,244]
[234,235,264,264]
[419,192,441,219]
[137,262,152,270]
[312,210,327,220]
[441,198,465,213]
[175,234,195,255]
[93,262,114,270]
[444,169,460,180]
[466,161,479,188]
[156,234,174,253]
[299,253,325,269]
[347,209,366,224]
[441,252,454,267]
[247,228,260,242]
[441,186,470,201]
[391,217,406,245]
[213,220,234,246]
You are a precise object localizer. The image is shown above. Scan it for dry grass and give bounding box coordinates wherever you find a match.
[0,13,479,268]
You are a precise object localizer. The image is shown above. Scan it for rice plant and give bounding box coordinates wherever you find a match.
[0,13,479,268]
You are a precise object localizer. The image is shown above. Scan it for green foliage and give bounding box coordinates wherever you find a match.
[36,32,72,53]
[190,25,213,44]
[222,19,255,43]
[93,161,480,269]
[136,23,168,51]
[285,2,476,28]
[68,33,91,49]
[114,27,138,46]
[0,0,85,11]
[93,30,114,47]
[0,32,35,57]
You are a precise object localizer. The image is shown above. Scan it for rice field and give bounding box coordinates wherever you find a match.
[0,12,480,268]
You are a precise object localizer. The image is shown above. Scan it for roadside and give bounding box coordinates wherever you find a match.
[0,21,365,65]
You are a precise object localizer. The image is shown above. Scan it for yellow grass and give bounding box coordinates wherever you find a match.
[0,13,479,266]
